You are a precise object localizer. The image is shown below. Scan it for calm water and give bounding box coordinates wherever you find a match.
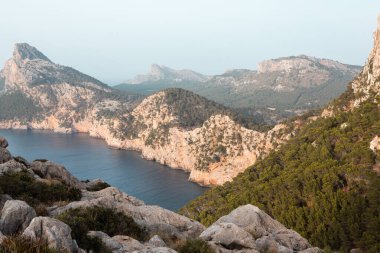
[0,129,206,211]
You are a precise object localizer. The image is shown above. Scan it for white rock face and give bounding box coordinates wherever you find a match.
[0,200,36,235]
[202,205,315,253]
[22,217,79,253]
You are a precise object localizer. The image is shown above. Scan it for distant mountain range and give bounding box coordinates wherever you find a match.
[116,56,361,117]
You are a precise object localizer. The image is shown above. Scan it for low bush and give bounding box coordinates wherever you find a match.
[0,235,58,253]
[57,206,146,253]
[0,171,81,215]
[178,239,215,253]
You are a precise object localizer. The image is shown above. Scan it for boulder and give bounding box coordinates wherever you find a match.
[0,137,8,148]
[22,217,78,253]
[200,222,256,250]
[147,235,166,247]
[112,235,145,252]
[0,195,13,210]
[130,247,178,253]
[0,159,27,175]
[213,205,286,239]
[87,231,122,251]
[49,187,205,241]
[0,148,11,164]
[0,200,36,235]
[273,229,310,251]
[30,160,85,188]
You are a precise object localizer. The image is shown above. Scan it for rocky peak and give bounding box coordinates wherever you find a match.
[351,14,380,106]
[13,43,51,64]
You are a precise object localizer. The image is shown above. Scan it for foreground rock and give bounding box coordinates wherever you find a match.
[201,205,316,253]
[31,160,85,189]
[0,137,8,148]
[0,200,36,235]
[0,148,11,164]
[49,187,205,241]
[22,217,78,253]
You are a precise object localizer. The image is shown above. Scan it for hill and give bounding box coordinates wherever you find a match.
[180,15,380,252]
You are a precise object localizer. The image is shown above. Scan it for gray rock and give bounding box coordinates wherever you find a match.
[30,160,85,188]
[112,235,145,252]
[87,231,122,251]
[213,205,286,239]
[200,222,256,250]
[0,137,8,148]
[273,229,310,251]
[147,235,166,247]
[0,148,11,164]
[22,217,78,253]
[130,247,178,253]
[49,187,205,241]
[0,195,13,210]
[0,159,27,175]
[0,200,36,235]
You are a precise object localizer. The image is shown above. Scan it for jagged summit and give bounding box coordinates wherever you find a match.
[13,43,51,63]
[1,43,109,90]
[126,64,208,84]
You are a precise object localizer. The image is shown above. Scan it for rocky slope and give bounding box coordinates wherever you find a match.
[181,14,380,252]
[0,44,290,186]
[125,64,209,84]
[117,56,361,116]
[0,136,320,253]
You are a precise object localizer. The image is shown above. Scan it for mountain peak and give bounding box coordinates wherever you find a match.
[13,43,51,63]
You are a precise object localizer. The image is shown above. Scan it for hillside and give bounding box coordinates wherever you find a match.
[0,44,287,186]
[0,136,321,253]
[180,16,380,252]
[116,56,361,119]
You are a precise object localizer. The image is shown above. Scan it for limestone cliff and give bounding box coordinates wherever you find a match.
[0,43,290,186]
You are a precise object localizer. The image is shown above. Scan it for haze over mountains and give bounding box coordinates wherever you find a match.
[116,56,361,116]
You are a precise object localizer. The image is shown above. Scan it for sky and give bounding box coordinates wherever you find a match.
[0,1,380,84]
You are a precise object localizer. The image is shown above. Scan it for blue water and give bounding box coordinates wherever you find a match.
[0,129,206,211]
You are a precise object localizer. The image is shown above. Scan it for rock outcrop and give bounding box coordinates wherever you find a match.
[22,217,79,253]
[201,205,316,253]
[0,200,36,235]
[0,44,290,186]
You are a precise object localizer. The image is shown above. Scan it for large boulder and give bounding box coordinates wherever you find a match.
[22,217,78,253]
[0,195,13,210]
[200,222,256,250]
[30,160,84,188]
[130,247,178,253]
[0,200,36,235]
[0,148,11,164]
[87,231,122,251]
[0,137,8,148]
[206,205,316,253]
[49,187,205,241]
[147,235,167,247]
[0,159,27,175]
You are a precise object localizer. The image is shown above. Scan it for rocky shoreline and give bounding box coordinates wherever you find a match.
[0,136,320,252]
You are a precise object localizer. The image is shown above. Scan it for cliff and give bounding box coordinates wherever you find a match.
[0,45,289,186]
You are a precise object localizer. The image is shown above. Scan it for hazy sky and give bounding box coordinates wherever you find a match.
[1,1,380,84]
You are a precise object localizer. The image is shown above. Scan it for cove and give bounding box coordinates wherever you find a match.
[0,129,206,211]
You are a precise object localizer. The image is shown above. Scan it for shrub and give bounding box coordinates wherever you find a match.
[0,171,81,215]
[0,235,58,253]
[178,239,215,253]
[57,206,146,253]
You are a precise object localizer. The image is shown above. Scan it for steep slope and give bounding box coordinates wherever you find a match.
[0,45,288,186]
[125,64,208,84]
[117,56,361,116]
[181,15,380,252]
[0,136,320,253]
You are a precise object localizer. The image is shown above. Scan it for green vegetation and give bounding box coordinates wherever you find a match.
[181,100,380,252]
[57,206,146,253]
[0,235,58,253]
[0,91,41,121]
[178,239,215,253]
[0,171,81,215]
